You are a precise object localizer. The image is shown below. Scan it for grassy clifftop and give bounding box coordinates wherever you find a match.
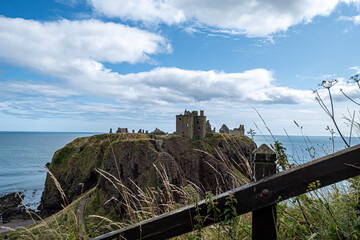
[38,133,256,236]
[39,133,150,215]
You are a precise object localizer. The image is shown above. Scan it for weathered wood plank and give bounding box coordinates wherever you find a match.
[252,144,277,240]
[93,144,360,240]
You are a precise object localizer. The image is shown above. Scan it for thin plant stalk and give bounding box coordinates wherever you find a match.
[315,87,350,148]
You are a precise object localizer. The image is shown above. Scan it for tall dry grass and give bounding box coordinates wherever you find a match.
[86,133,252,237]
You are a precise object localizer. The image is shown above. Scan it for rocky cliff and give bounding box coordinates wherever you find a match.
[39,133,256,217]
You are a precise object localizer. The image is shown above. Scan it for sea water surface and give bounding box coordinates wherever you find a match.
[253,134,359,165]
[0,132,358,210]
[0,132,97,209]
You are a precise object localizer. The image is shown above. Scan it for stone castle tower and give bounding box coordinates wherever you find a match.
[176,110,206,139]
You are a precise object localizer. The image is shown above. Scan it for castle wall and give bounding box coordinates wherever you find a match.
[229,125,245,136]
[176,110,206,139]
[193,115,206,139]
[176,114,194,138]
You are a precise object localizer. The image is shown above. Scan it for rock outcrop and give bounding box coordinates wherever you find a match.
[39,133,256,218]
[0,192,34,223]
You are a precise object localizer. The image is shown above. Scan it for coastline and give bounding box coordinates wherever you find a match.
[0,192,37,229]
[0,132,97,211]
[0,189,42,211]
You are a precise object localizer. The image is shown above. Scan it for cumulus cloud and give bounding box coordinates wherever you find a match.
[0,15,314,106]
[0,16,171,77]
[88,0,360,37]
[1,66,314,106]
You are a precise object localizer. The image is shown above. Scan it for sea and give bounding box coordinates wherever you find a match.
[0,132,97,210]
[0,131,358,210]
[253,134,359,165]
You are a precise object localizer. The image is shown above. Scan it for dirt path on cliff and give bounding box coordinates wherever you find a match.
[76,198,89,238]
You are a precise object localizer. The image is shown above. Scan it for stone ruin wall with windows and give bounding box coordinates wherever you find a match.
[176,110,206,139]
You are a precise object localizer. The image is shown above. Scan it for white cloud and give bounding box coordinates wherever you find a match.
[351,15,360,24]
[0,16,171,77]
[340,15,360,24]
[315,78,360,103]
[1,78,353,135]
[183,26,199,35]
[88,0,360,37]
[0,81,79,98]
[0,99,130,119]
[0,16,314,106]
[55,0,81,7]
[89,0,185,25]
[1,66,314,105]
[2,69,358,134]
[349,66,360,73]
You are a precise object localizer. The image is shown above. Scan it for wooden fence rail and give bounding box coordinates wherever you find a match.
[93,144,360,240]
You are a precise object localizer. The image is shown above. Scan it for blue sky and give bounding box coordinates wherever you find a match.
[0,0,360,135]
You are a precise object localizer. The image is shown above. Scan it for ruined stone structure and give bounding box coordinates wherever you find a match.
[219,124,230,133]
[206,120,216,134]
[206,120,212,133]
[116,128,128,133]
[150,128,166,135]
[176,110,206,139]
[219,124,245,136]
[229,124,245,136]
[137,129,146,134]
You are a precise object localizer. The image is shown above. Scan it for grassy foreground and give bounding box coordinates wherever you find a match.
[2,176,359,239]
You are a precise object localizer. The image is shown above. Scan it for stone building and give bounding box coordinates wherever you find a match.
[176,110,206,139]
[150,128,166,135]
[116,128,128,133]
[229,124,245,136]
[219,124,245,136]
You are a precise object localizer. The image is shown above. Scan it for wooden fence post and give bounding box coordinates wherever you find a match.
[252,144,277,240]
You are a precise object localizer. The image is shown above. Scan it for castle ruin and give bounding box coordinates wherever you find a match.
[219,124,245,136]
[116,128,128,133]
[229,125,245,136]
[176,110,206,139]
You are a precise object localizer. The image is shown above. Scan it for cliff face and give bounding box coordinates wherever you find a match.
[39,133,256,217]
